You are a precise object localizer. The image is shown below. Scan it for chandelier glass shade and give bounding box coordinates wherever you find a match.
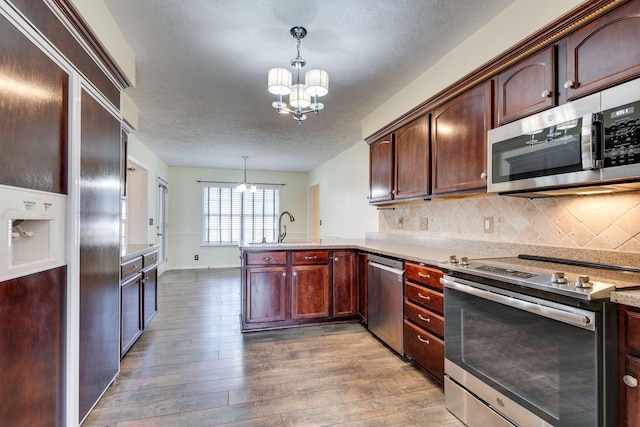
[267,26,329,125]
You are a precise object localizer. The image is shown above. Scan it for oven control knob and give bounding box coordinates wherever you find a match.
[460,257,469,266]
[551,272,568,284]
[449,255,459,265]
[575,275,592,288]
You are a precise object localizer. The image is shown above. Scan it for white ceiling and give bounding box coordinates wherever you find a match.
[102,0,515,172]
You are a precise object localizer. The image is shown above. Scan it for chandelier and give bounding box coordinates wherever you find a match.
[235,156,256,193]
[267,26,329,125]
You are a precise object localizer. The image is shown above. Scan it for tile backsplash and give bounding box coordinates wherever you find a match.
[379,192,640,252]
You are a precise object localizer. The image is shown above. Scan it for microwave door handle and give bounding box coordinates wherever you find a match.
[592,112,604,169]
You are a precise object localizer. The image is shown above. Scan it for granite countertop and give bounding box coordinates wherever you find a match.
[121,244,160,262]
[241,232,640,307]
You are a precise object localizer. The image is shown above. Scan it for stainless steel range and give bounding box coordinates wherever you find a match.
[439,254,640,427]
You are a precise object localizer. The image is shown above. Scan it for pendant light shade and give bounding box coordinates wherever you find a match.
[305,69,329,97]
[266,26,329,125]
[289,84,311,109]
[267,68,292,95]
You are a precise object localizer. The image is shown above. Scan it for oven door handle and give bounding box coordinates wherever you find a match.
[441,277,595,331]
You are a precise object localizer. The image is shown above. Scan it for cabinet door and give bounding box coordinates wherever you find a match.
[369,135,394,203]
[431,81,492,195]
[565,0,640,100]
[356,252,368,324]
[496,46,555,125]
[332,251,356,318]
[291,265,330,320]
[625,355,640,427]
[121,273,143,358]
[394,115,430,200]
[245,266,287,324]
[142,265,158,327]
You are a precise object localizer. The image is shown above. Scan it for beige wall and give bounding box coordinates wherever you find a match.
[362,0,585,136]
[167,166,309,269]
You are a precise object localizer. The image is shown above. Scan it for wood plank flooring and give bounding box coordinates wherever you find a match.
[82,268,463,427]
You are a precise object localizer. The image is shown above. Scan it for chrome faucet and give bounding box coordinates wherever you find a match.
[278,211,295,242]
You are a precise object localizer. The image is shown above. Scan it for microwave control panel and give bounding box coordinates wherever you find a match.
[603,100,640,167]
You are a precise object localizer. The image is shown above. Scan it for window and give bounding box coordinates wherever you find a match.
[202,182,281,245]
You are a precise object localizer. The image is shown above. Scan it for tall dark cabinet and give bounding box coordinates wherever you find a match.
[78,90,121,420]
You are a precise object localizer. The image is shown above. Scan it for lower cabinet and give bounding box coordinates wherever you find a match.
[356,252,368,324]
[120,248,159,358]
[403,261,445,383]
[618,304,640,427]
[242,249,357,331]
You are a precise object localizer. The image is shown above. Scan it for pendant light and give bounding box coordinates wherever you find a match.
[235,156,256,193]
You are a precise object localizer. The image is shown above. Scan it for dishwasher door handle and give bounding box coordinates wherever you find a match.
[368,261,405,276]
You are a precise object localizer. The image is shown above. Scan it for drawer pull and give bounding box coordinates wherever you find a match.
[418,314,431,323]
[418,272,431,279]
[418,293,431,301]
[149,256,156,261]
[417,335,430,345]
[130,264,138,270]
[624,375,638,388]
[262,257,273,261]
[304,256,317,260]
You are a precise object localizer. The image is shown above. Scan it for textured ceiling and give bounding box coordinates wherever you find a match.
[102,0,515,172]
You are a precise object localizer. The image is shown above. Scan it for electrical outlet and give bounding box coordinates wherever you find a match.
[194,255,199,261]
[420,217,428,231]
[483,216,494,233]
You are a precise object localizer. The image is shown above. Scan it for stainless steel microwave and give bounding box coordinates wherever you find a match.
[488,78,640,196]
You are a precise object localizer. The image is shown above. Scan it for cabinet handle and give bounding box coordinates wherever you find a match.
[541,89,551,98]
[334,257,339,262]
[418,314,431,323]
[304,256,317,260]
[262,257,272,261]
[418,293,431,301]
[480,172,487,179]
[563,80,575,89]
[418,272,431,279]
[624,375,638,388]
[293,272,297,277]
[130,264,138,270]
[282,272,286,277]
[417,335,430,345]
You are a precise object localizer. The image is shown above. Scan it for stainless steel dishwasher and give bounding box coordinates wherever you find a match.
[367,254,405,354]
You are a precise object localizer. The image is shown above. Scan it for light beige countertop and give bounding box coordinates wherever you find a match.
[121,243,160,262]
[611,290,640,308]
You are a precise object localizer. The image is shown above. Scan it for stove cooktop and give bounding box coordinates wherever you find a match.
[438,255,640,300]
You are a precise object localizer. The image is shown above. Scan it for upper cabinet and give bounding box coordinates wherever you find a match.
[496,46,556,126]
[394,115,430,200]
[431,81,492,195]
[565,0,640,100]
[369,134,394,204]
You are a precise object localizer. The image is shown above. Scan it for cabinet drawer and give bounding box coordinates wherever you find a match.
[144,251,158,267]
[626,310,640,353]
[404,320,444,382]
[405,262,443,290]
[291,250,329,265]
[121,256,143,279]
[405,299,444,338]
[405,282,443,314]
[246,251,287,265]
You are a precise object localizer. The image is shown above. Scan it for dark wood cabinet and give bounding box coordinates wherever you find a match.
[292,265,330,320]
[403,262,444,383]
[242,249,359,331]
[618,304,640,427]
[0,267,66,427]
[332,251,357,318]
[496,46,556,125]
[369,134,394,203]
[565,0,640,100]
[431,80,492,195]
[119,248,159,358]
[357,252,368,324]
[394,115,430,200]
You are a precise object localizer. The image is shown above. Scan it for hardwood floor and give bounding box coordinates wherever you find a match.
[83,268,462,427]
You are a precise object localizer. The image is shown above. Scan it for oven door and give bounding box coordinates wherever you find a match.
[443,277,600,427]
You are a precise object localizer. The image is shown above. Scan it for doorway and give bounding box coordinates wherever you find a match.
[125,158,149,244]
